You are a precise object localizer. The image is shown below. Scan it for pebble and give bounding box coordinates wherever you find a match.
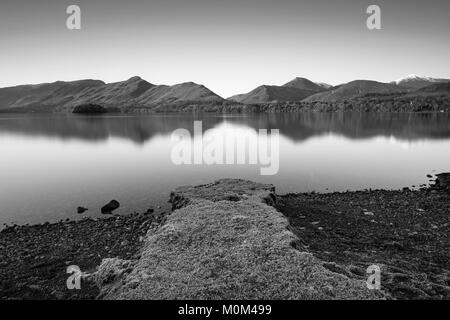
[77,207,88,214]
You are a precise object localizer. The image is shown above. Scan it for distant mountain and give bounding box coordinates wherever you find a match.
[0,77,224,112]
[229,75,450,105]
[0,80,105,111]
[228,85,317,104]
[228,77,326,104]
[66,76,155,107]
[135,82,223,107]
[303,80,404,102]
[393,74,450,90]
[282,77,326,92]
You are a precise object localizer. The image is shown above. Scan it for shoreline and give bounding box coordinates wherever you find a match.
[1,110,450,115]
[0,211,166,299]
[1,177,449,300]
[279,187,449,300]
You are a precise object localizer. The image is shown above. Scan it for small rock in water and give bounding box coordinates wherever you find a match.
[77,206,88,214]
[101,200,120,214]
[144,208,154,215]
[364,210,374,216]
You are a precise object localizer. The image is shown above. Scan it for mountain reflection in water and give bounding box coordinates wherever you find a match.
[1,112,450,143]
[0,112,449,226]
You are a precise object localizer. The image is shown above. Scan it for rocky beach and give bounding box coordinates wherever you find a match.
[0,210,167,299]
[0,175,449,300]
[279,178,450,300]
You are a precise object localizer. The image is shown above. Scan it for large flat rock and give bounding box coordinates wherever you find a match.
[93,179,383,299]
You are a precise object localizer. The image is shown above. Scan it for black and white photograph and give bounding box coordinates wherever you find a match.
[0,0,449,308]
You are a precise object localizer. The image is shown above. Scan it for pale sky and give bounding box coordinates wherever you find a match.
[0,0,449,97]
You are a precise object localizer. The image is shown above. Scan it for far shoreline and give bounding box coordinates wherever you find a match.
[1,110,450,115]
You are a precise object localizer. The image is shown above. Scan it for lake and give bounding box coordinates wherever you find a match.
[1,112,449,226]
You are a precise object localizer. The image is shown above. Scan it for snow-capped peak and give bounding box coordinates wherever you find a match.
[395,74,436,84]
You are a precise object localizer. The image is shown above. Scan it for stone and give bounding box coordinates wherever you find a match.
[101,200,120,214]
[144,208,154,215]
[77,206,88,214]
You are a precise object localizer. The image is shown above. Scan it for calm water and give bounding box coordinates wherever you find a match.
[1,112,449,226]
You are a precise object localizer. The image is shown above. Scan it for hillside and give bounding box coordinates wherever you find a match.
[0,80,105,111]
[229,85,317,104]
[229,77,326,104]
[303,80,404,102]
[414,82,450,94]
[63,76,155,109]
[135,82,224,107]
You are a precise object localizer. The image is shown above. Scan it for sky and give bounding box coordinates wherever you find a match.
[0,0,449,97]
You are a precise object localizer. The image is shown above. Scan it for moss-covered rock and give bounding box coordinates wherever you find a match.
[94,179,383,300]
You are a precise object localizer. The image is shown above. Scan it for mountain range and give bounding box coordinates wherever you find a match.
[302,80,403,102]
[229,75,450,104]
[0,75,449,113]
[0,77,224,113]
[228,77,328,104]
